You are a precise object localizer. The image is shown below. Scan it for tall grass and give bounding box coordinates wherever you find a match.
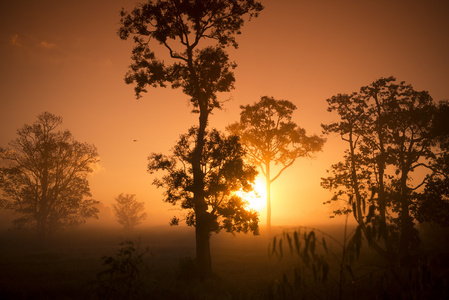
[0,224,447,299]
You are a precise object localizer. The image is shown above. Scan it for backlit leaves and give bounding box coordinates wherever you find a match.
[227,96,325,182]
[148,127,259,234]
[119,0,263,106]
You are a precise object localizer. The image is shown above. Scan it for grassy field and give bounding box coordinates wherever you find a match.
[0,225,292,299]
[0,224,448,299]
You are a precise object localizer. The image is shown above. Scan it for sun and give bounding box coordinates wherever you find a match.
[236,176,266,212]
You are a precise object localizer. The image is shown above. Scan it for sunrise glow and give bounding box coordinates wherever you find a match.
[1,1,448,298]
[236,176,267,212]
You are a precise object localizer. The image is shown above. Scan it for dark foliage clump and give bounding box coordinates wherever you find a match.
[96,239,151,300]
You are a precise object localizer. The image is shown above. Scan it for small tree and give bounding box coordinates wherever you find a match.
[227,96,325,232]
[97,239,150,299]
[0,112,99,238]
[148,127,259,248]
[113,193,147,229]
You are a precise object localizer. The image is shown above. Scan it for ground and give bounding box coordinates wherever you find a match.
[0,224,447,299]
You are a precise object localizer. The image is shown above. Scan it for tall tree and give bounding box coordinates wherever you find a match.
[321,77,443,265]
[119,0,263,276]
[113,193,147,229]
[148,127,259,262]
[227,96,325,232]
[0,112,99,238]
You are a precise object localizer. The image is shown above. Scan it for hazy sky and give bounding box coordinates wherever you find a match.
[1,0,449,227]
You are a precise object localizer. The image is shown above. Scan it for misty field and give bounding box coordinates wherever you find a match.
[0,224,448,300]
[0,225,293,299]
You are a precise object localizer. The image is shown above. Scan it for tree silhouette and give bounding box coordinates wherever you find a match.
[0,112,99,238]
[148,127,259,242]
[227,96,325,232]
[321,76,446,265]
[415,100,449,227]
[118,0,263,276]
[113,193,147,229]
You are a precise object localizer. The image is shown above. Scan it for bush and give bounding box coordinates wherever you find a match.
[96,239,150,299]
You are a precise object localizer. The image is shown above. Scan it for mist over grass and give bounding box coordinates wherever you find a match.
[0,222,336,298]
[0,221,447,299]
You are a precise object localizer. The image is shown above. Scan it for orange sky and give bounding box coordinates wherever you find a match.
[1,0,449,227]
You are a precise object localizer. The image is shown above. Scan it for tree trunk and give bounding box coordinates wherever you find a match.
[348,128,391,262]
[192,108,213,278]
[37,217,45,240]
[373,93,394,262]
[195,208,212,278]
[186,45,213,277]
[36,214,49,243]
[38,163,49,241]
[374,113,392,256]
[376,158,392,254]
[266,162,271,234]
[399,198,412,264]
[399,168,412,265]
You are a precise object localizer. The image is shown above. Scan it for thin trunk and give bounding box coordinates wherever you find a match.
[349,128,390,260]
[338,214,349,300]
[38,161,49,241]
[399,167,412,265]
[377,159,391,252]
[373,93,393,259]
[266,161,271,234]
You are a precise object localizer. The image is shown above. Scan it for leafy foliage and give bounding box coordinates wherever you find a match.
[227,96,325,229]
[148,127,259,235]
[118,0,263,107]
[228,96,325,174]
[97,239,150,300]
[0,112,99,237]
[113,193,147,229]
[321,76,448,263]
[414,100,449,227]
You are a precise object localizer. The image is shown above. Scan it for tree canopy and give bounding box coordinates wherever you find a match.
[118,0,263,108]
[321,76,449,264]
[148,127,259,235]
[227,96,325,231]
[415,100,449,227]
[0,112,99,238]
[113,193,147,229]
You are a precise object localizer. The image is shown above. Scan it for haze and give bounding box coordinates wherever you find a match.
[1,0,449,229]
